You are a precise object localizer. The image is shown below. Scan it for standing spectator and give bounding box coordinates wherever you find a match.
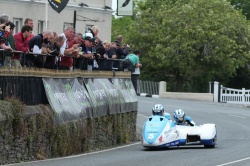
[0,14,10,24]
[86,25,102,46]
[42,31,58,54]
[59,27,78,70]
[87,25,99,38]
[27,30,54,67]
[0,14,12,50]
[80,33,95,70]
[92,38,102,70]
[114,35,130,69]
[116,35,123,43]
[131,51,142,94]
[123,50,141,73]
[116,35,130,58]
[74,32,83,69]
[96,40,110,70]
[94,37,102,47]
[24,18,34,41]
[107,40,120,70]
[0,15,12,66]
[0,25,11,50]
[4,21,15,67]
[44,34,65,69]
[74,33,83,44]
[76,36,94,70]
[13,25,33,67]
[116,43,130,59]
[42,32,58,69]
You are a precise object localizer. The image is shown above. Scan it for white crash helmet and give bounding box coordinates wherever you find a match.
[174,109,185,123]
[152,104,164,115]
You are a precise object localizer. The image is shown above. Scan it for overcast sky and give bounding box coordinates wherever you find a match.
[112,0,117,10]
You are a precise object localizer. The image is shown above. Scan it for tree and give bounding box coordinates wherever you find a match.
[229,0,250,20]
[111,16,133,42]
[127,0,250,91]
[111,0,139,42]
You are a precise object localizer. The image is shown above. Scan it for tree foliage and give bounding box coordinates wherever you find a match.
[229,0,250,19]
[111,16,133,42]
[126,0,250,91]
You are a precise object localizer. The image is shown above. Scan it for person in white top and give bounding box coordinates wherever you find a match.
[59,27,79,70]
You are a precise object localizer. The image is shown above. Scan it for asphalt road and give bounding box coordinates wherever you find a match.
[5,96,250,166]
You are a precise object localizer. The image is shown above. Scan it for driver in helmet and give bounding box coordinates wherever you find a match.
[152,104,171,120]
[173,109,195,126]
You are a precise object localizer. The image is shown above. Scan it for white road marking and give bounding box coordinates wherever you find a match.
[5,142,141,166]
[216,157,250,166]
[228,114,247,119]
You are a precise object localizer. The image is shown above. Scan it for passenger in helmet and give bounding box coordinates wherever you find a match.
[173,109,195,126]
[152,104,171,120]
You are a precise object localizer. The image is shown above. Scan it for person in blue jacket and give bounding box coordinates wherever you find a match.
[173,109,195,126]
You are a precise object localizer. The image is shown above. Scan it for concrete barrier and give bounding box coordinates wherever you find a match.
[159,81,214,102]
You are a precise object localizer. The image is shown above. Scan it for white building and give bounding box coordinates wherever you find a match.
[0,0,114,41]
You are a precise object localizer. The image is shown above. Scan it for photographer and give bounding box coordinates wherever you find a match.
[3,22,15,67]
[96,40,110,70]
[0,14,11,50]
[78,36,94,70]
[44,34,65,69]
[0,24,12,51]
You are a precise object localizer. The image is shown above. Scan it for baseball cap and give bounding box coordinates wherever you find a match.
[83,32,93,38]
[84,36,95,43]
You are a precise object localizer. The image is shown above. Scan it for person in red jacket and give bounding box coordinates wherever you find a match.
[24,18,34,42]
[13,25,33,67]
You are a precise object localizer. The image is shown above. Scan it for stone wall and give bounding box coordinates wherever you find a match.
[0,99,137,165]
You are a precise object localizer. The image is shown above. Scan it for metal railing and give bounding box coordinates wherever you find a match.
[137,80,159,95]
[0,49,124,71]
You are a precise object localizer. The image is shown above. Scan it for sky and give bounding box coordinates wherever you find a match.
[112,0,117,11]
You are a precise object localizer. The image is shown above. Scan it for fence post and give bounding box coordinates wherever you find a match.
[209,81,213,93]
[213,81,219,102]
[159,81,166,96]
[242,88,245,104]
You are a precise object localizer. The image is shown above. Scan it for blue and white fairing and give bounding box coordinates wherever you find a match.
[141,115,217,148]
[142,115,179,148]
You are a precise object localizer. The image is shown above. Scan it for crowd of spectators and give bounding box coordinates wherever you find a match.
[0,13,137,72]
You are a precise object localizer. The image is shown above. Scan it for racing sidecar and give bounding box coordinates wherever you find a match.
[141,115,217,149]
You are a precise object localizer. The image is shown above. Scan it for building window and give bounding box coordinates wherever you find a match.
[13,18,23,34]
[38,21,44,34]
[85,24,94,33]
[63,23,73,31]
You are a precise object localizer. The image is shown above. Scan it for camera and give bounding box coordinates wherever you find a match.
[1,26,6,30]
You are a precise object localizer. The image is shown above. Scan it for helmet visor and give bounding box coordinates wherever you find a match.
[178,117,184,122]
